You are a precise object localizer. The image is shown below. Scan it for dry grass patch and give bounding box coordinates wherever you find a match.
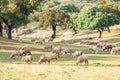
[0,63,120,80]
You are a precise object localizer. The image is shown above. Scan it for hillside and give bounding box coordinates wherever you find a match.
[0,24,120,80]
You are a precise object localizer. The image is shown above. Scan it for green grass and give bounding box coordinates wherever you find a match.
[0,36,120,80]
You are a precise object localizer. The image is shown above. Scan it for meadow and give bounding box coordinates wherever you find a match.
[0,25,120,80]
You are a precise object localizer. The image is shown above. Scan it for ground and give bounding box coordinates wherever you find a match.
[0,23,120,80]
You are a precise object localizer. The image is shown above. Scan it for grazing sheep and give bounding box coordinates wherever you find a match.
[20,46,32,55]
[111,47,120,55]
[89,45,98,54]
[34,39,44,44]
[103,43,116,51]
[61,48,72,55]
[97,42,103,48]
[72,51,83,57]
[48,38,53,42]
[52,46,62,54]
[38,54,58,64]
[80,40,99,45]
[51,53,58,60]
[44,44,52,50]
[76,55,89,65]
[10,50,23,59]
[21,55,33,63]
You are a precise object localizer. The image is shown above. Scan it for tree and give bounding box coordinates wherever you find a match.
[0,0,40,39]
[39,9,70,38]
[52,4,80,34]
[76,6,119,38]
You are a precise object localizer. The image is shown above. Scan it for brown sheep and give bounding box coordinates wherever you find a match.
[44,44,52,50]
[76,55,89,65]
[21,55,33,63]
[103,44,113,51]
[10,50,23,59]
[20,46,32,55]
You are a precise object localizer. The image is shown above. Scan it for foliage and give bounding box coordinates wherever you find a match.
[38,9,70,29]
[97,0,120,19]
[52,4,80,13]
[76,6,119,30]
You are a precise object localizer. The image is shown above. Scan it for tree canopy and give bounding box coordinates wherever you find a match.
[76,6,119,38]
[39,9,70,38]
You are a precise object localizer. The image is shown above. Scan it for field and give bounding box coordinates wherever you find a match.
[0,24,120,80]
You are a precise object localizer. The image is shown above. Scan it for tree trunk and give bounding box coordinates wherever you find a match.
[73,28,77,34]
[98,29,102,38]
[7,25,12,39]
[107,27,110,32]
[0,22,3,37]
[51,24,56,38]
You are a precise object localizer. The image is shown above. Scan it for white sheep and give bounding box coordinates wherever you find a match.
[61,48,72,55]
[76,55,89,65]
[10,50,23,59]
[21,55,33,63]
[72,51,83,57]
[89,45,98,54]
[38,53,58,64]
[111,47,120,55]
[44,44,52,50]
[52,46,62,54]
[20,46,32,55]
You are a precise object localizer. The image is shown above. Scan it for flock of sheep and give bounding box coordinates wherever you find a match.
[10,37,120,65]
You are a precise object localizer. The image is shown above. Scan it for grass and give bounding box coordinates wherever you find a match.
[0,24,120,80]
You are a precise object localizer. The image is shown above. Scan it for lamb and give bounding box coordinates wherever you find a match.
[10,50,23,59]
[72,51,83,57]
[76,55,89,65]
[38,53,58,64]
[21,55,33,63]
[61,48,72,55]
[20,46,32,55]
[44,44,52,50]
[111,47,120,55]
[89,45,98,54]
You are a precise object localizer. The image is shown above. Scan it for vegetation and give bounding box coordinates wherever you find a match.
[76,6,119,38]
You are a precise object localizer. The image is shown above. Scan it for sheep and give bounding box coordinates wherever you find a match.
[51,53,58,60]
[61,48,72,55]
[20,46,32,55]
[48,37,53,42]
[97,42,103,48]
[38,53,58,64]
[10,50,23,59]
[44,44,52,50]
[61,39,66,43]
[72,51,83,57]
[102,43,116,51]
[21,55,33,63]
[111,47,120,55]
[89,45,98,54]
[76,55,89,65]
[52,46,62,54]
[34,39,44,44]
